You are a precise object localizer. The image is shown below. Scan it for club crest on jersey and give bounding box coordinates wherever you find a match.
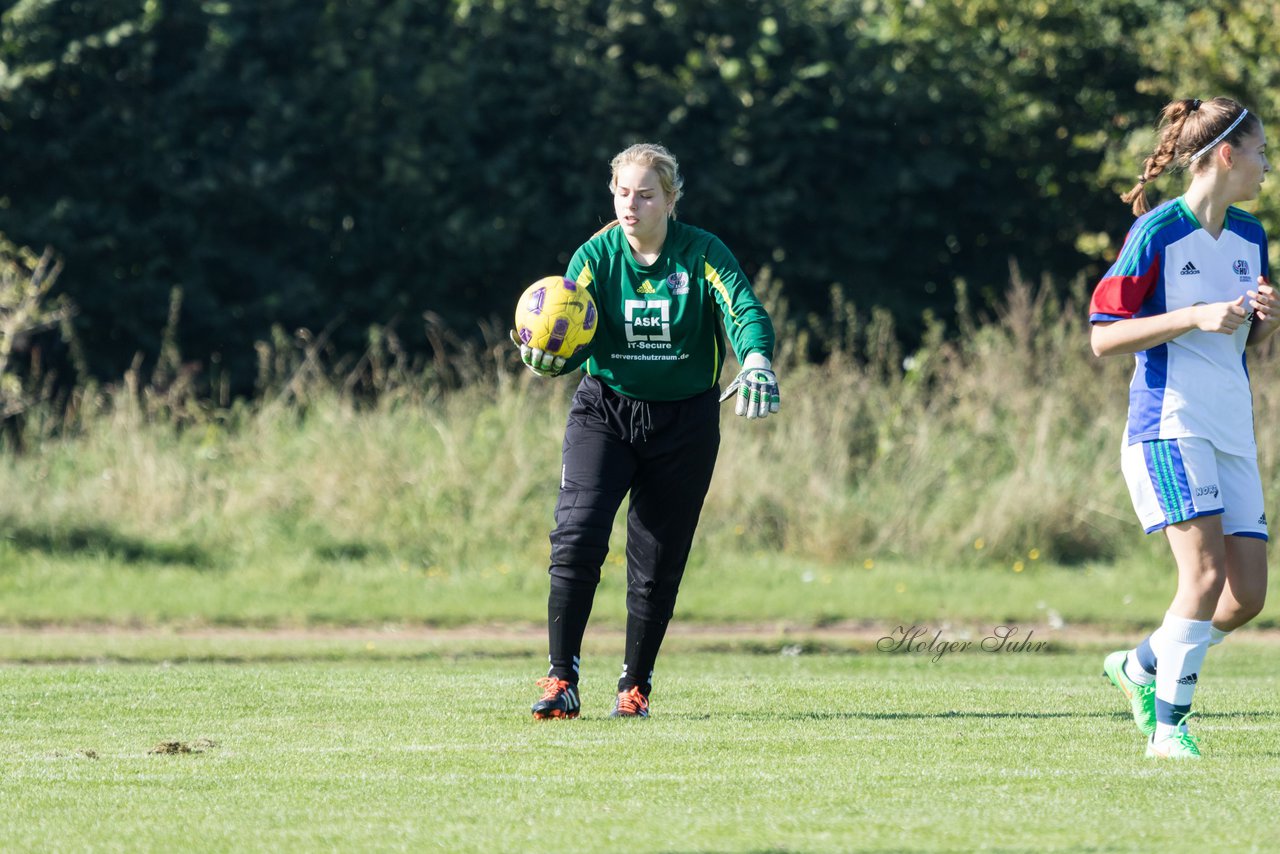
[1234,259,1251,281]
[666,272,690,295]
[636,280,657,295]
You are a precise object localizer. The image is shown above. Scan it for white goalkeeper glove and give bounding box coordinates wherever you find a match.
[509,329,567,377]
[719,352,780,419]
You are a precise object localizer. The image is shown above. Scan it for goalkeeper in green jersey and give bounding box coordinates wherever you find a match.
[514,142,779,719]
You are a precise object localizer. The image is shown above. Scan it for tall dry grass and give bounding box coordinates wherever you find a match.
[4,266,1278,573]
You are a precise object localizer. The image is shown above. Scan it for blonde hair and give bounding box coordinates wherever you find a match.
[1122,97,1261,216]
[593,143,685,236]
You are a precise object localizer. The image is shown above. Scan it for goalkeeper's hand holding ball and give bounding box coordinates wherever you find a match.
[509,329,567,377]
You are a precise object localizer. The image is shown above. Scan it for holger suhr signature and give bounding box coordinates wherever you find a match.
[876,625,1049,662]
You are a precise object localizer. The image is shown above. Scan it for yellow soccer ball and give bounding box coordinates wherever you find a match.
[513,275,597,359]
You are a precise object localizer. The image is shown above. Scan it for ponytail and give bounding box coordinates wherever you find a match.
[1123,96,1260,216]
[1122,99,1200,216]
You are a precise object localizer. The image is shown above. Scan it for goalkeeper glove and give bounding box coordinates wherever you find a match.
[719,352,780,419]
[509,330,567,377]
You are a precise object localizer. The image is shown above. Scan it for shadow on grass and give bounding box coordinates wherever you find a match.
[661,849,1124,854]
[1,523,212,568]
[4,649,539,666]
[312,540,392,562]
[669,710,1280,722]
[670,710,1123,722]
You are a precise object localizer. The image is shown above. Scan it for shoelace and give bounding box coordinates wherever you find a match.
[1173,711,1200,752]
[616,688,648,714]
[536,676,569,702]
[1152,730,1201,757]
[1153,711,1201,755]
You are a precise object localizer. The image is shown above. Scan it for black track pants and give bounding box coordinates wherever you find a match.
[545,374,720,686]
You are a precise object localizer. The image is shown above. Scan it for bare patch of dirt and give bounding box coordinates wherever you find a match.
[149,738,218,755]
[46,748,100,760]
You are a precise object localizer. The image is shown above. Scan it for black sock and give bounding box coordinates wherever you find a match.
[547,576,596,684]
[619,614,669,696]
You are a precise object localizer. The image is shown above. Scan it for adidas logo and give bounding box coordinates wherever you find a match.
[1259,513,1268,526]
[636,281,657,295]
[1180,261,1201,276]
[1176,673,1198,685]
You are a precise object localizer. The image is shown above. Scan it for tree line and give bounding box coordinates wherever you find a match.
[1,0,1276,393]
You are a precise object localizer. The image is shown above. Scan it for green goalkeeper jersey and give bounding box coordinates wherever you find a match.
[564,220,775,402]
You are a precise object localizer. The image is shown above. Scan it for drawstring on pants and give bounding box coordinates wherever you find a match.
[629,399,654,444]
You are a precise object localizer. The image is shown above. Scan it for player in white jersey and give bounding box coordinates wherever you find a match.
[1090,97,1273,759]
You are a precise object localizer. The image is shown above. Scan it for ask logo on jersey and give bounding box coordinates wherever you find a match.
[1234,259,1251,282]
[625,299,671,346]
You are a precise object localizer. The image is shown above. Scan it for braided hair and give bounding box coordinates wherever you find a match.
[1122,97,1260,216]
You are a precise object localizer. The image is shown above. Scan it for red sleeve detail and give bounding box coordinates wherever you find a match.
[1089,259,1160,319]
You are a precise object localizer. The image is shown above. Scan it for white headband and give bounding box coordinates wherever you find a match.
[1189,108,1250,162]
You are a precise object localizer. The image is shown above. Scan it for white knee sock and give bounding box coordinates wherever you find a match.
[1130,624,1231,686]
[1149,613,1211,740]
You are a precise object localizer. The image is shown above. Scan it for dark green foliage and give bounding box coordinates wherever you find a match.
[0,0,1260,392]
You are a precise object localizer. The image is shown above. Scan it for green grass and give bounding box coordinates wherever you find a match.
[0,536,1207,630]
[2,637,1278,853]
[3,269,1278,850]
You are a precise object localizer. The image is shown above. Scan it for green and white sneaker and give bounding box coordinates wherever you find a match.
[1146,730,1202,760]
[1102,650,1156,737]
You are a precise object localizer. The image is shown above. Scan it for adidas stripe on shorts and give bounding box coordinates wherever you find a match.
[1121,436,1268,539]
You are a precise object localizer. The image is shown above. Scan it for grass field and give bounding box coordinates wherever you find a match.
[4,276,1280,852]
[2,633,1278,853]
[0,537,1203,630]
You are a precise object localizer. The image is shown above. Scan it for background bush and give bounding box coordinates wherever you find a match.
[3,0,1276,391]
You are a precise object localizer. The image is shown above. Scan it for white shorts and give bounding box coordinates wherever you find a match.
[1121,436,1268,539]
